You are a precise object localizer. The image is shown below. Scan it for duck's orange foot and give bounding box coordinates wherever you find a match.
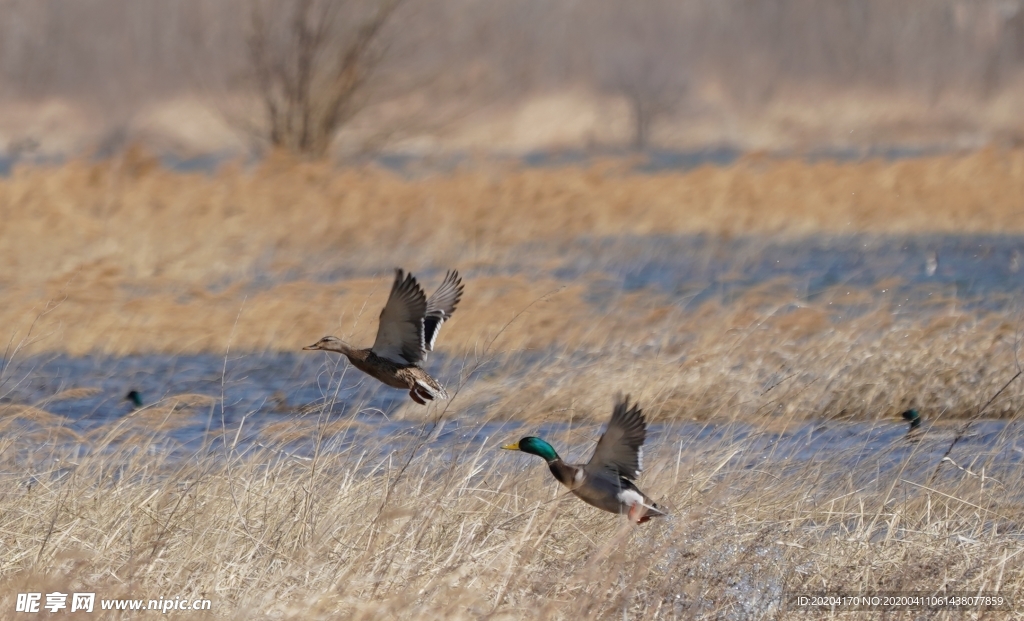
[628,502,649,524]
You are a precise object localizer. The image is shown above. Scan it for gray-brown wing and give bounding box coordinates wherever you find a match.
[583,394,647,481]
[423,270,464,354]
[371,269,428,365]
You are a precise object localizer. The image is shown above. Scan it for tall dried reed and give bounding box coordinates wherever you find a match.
[0,365,1021,619]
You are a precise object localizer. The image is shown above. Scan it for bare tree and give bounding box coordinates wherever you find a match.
[603,49,688,151]
[246,0,403,157]
[588,0,690,151]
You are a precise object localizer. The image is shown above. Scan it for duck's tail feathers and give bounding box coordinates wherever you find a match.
[647,502,669,518]
[410,379,448,405]
[636,501,669,524]
[629,499,668,524]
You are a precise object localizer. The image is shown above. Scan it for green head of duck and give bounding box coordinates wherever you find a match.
[502,437,559,461]
[902,408,921,430]
[125,390,143,409]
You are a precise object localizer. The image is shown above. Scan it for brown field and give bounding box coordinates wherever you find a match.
[1,149,1023,421]
[1,152,1024,618]
[2,147,1023,299]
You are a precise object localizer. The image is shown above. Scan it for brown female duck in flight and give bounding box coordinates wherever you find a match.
[502,394,667,523]
[304,268,464,405]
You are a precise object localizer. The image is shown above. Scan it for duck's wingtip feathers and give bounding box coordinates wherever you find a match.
[613,392,643,417]
[445,268,462,284]
[422,268,465,353]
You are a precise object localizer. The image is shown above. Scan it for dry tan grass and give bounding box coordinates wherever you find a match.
[36,387,102,404]
[435,281,1024,424]
[0,150,1021,355]
[1,148,1023,289]
[0,151,1021,421]
[1,154,1023,617]
[0,386,1021,620]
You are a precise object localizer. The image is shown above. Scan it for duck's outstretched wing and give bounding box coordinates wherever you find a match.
[423,270,464,354]
[371,269,428,365]
[584,394,647,481]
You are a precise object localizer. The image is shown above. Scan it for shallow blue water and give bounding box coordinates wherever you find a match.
[0,145,965,178]
[250,233,1024,317]
[2,232,1023,472]
[4,343,1021,506]
[548,234,1024,313]
[8,349,1021,497]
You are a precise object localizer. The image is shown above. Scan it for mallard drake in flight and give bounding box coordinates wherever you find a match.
[304,268,464,405]
[501,394,667,524]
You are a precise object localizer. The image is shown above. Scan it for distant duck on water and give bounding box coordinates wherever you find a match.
[903,408,921,433]
[901,408,976,442]
[304,269,464,405]
[125,390,143,410]
[501,394,667,524]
